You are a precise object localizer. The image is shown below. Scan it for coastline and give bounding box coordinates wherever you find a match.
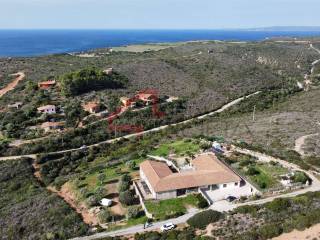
[1,29,320,58]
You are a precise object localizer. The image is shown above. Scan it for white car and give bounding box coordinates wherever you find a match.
[160,222,175,232]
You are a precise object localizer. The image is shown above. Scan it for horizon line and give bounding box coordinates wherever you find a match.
[1,26,320,31]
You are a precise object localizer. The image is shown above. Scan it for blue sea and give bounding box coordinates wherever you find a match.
[1,29,320,57]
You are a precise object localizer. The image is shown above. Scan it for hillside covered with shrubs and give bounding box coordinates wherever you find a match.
[0,159,88,240]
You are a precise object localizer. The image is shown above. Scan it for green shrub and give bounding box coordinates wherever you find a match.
[98,209,112,223]
[119,190,135,206]
[196,194,209,208]
[86,195,98,207]
[291,171,310,184]
[127,205,143,219]
[234,205,259,215]
[118,174,132,192]
[187,210,223,229]
[59,67,128,96]
[266,198,291,212]
[258,223,283,239]
[247,166,260,176]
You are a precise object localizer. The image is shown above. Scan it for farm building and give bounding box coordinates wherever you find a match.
[139,153,242,200]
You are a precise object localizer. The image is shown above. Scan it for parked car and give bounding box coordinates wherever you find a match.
[160,222,175,232]
[80,145,88,150]
[226,196,237,202]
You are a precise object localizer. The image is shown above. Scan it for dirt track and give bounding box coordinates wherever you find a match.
[0,72,25,98]
[48,183,99,226]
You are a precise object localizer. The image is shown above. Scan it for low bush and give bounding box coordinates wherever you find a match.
[119,190,135,206]
[98,209,112,223]
[187,210,223,229]
[196,194,209,208]
[265,198,291,212]
[127,205,143,219]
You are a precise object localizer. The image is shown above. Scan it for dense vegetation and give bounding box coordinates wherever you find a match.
[187,210,223,229]
[59,68,128,96]
[0,159,88,240]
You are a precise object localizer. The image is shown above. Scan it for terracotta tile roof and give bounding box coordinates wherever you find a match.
[38,80,56,86]
[136,93,154,101]
[140,153,241,193]
[82,102,99,111]
[140,160,172,189]
[38,80,56,85]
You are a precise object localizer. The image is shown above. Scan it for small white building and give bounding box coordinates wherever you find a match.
[37,105,56,114]
[8,102,23,109]
[100,198,113,207]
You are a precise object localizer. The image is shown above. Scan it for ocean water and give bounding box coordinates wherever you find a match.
[1,29,320,57]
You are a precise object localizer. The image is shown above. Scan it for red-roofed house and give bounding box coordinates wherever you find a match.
[82,102,100,114]
[139,153,242,200]
[38,80,56,90]
[135,93,155,105]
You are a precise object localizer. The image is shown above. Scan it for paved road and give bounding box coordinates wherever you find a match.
[0,91,260,161]
[70,146,320,240]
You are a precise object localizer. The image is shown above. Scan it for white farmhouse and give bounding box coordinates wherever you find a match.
[139,153,242,200]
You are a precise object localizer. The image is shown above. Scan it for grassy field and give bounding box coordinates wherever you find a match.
[145,194,202,220]
[112,43,185,52]
[227,153,288,190]
[150,138,202,157]
[249,163,283,190]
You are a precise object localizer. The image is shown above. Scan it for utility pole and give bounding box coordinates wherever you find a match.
[252,105,256,122]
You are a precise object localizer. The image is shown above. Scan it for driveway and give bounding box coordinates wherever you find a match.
[204,181,258,203]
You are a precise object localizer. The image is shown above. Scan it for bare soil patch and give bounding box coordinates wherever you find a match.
[105,181,126,216]
[48,183,99,226]
[0,72,25,98]
[273,223,320,240]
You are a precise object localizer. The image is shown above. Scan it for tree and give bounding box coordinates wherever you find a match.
[86,196,98,207]
[59,68,128,96]
[118,174,132,192]
[107,95,121,113]
[266,198,291,212]
[119,190,135,206]
[64,100,86,127]
[98,209,112,223]
[247,166,260,176]
[126,205,142,219]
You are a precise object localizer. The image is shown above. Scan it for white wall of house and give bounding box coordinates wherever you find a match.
[156,190,177,200]
[39,107,56,114]
[217,181,241,190]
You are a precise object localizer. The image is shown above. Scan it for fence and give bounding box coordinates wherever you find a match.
[133,181,153,219]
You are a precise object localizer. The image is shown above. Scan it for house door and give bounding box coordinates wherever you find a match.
[177,189,186,196]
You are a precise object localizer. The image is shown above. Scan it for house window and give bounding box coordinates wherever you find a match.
[235,182,238,186]
[223,184,227,188]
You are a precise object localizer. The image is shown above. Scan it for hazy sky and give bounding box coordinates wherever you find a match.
[0,0,319,29]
